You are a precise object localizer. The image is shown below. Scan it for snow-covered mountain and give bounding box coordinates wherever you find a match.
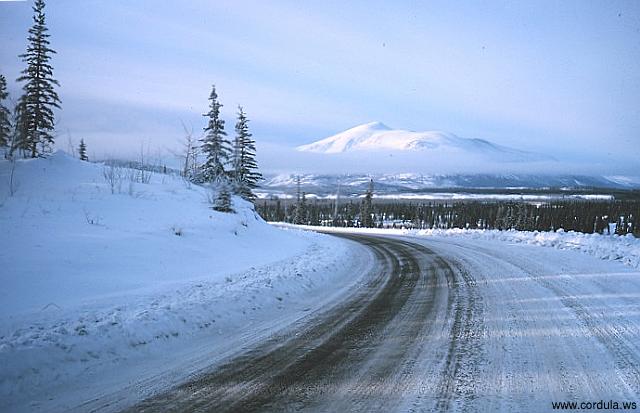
[297,122,553,162]
[270,122,640,197]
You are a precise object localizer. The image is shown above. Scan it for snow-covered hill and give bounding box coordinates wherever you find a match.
[0,151,303,314]
[297,122,553,162]
[0,152,365,412]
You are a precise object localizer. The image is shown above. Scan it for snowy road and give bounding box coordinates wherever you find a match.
[126,233,640,412]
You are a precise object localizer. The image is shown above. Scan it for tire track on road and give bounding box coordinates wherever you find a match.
[425,238,640,401]
[431,256,485,413]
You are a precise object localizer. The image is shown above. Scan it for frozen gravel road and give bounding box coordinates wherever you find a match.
[126,233,640,412]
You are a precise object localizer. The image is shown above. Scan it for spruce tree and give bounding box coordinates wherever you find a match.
[360,179,374,227]
[78,138,88,161]
[291,175,303,224]
[213,181,234,213]
[15,0,61,158]
[231,106,262,201]
[294,192,307,224]
[0,75,11,150]
[198,85,230,183]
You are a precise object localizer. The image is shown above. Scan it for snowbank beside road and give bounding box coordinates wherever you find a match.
[416,228,640,269]
[279,224,640,270]
[0,153,365,412]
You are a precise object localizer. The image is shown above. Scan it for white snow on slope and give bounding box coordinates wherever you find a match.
[0,153,366,412]
[279,224,640,270]
[297,122,553,162]
[606,175,640,187]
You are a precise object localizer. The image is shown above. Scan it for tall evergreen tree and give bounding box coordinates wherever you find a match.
[231,106,262,201]
[78,138,88,161]
[15,0,61,158]
[198,85,230,183]
[0,75,11,150]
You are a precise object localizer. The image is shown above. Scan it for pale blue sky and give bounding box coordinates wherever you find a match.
[1,0,639,170]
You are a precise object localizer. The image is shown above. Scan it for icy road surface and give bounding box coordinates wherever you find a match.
[126,233,640,412]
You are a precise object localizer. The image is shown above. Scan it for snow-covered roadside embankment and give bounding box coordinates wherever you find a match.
[416,228,640,269]
[0,153,368,412]
[1,230,366,412]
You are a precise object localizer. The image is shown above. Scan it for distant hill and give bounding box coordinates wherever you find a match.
[258,172,640,199]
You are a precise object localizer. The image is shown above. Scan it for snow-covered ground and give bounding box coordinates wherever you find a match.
[277,224,640,270]
[0,153,367,412]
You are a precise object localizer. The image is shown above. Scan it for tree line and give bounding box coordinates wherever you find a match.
[257,195,640,236]
[0,0,262,211]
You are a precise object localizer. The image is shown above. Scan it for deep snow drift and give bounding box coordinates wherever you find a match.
[0,152,366,412]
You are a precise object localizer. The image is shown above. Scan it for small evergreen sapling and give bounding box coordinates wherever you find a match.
[78,138,88,161]
[360,179,374,228]
[0,75,11,151]
[213,181,234,213]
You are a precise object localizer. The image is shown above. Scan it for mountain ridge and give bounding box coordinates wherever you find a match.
[258,172,640,199]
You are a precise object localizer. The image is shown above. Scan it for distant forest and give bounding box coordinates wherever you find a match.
[256,193,640,237]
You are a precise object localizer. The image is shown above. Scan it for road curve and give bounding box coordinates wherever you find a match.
[124,233,480,412]
[123,233,640,412]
